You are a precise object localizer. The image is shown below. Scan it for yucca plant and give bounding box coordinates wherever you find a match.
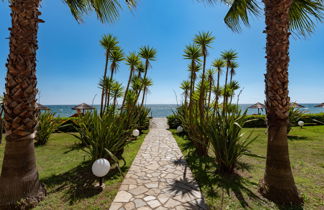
[288,107,304,134]
[35,112,59,146]
[205,107,256,174]
[73,111,132,167]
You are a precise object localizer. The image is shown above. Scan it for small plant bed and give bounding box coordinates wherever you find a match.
[172,126,324,209]
[0,131,147,209]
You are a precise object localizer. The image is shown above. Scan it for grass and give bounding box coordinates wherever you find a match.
[172,126,324,210]
[0,131,147,209]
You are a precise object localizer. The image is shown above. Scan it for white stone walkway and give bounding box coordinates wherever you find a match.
[109,118,208,210]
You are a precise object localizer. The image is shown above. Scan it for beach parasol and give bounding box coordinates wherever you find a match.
[36,103,50,111]
[290,102,305,108]
[314,103,324,108]
[72,103,95,114]
[248,102,265,115]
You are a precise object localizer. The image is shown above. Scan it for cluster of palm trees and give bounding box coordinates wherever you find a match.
[98,34,156,115]
[178,32,246,164]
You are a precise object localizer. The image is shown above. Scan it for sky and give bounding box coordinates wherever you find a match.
[0,0,323,105]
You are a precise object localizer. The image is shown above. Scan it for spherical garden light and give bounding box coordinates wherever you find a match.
[298,121,305,128]
[176,126,184,133]
[132,129,140,137]
[92,158,111,187]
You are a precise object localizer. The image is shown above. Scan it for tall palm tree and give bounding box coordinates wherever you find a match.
[212,58,224,112]
[180,80,191,107]
[122,52,140,110]
[0,0,136,208]
[206,69,215,109]
[99,34,118,114]
[131,76,142,104]
[201,0,323,205]
[221,50,237,110]
[229,61,238,83]
[138,46,156,106]
[194,32,215,119]
[140,78,153,107]
[111,81,123,112]
[183,44,202,119]
[106,46,124,108]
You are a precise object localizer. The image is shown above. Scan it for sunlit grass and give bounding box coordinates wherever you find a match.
[0,131,147,209]
[172,126,324,209]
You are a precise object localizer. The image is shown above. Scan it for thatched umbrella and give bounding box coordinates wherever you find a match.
[290,102,304,108]
[36,103,50,111]
[248,102,265,115]
[72,103,95,114]
[314,103,324,108]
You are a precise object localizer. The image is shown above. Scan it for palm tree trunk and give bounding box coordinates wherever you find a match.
[223,65,230,111]
[112,95,118,113]
[207,79,212,109]
[121,68,134,111]
[188,62,195,120]
[199,52,207,120]
[139,60,149,106]
[0,0,46,208]
[259,0,302,205]
[213,70,221,116]
[106,67,114,109]
[140,88,146,107]
[100,52,109,115]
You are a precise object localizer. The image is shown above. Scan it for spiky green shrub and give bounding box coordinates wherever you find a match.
[205,107,256,174]
[167,114,182,129]
[35,112,59,146]
[133,105,150,131]
[288,107,304,133]
[72,111,132,166]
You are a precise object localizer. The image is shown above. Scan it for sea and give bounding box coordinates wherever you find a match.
[46,104,323,118]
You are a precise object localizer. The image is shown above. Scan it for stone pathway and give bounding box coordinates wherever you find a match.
[109,118,208,210]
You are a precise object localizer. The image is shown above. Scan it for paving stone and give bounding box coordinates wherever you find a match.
[124,202,135,210]
[143,195,155,201]
[147,199,161,208]
[133,199,146,208]
[109,202,123,210]
[114,191,132,203]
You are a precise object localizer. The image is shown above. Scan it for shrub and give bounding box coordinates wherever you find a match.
[133,105,150,131]
[72,111,133,167]
[167,114,182,129]
[204,107,256,174]
[35,112,59,146]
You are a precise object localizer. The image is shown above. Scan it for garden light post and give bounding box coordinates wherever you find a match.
[92,158,111,188]
[132,129,140,137]
[177,126,184,133]
[298,121,305,129]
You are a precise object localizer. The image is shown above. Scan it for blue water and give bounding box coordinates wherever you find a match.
[45,104,323,118]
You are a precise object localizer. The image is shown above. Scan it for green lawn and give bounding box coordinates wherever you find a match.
[0,132,146,209]
[172,126,324,210]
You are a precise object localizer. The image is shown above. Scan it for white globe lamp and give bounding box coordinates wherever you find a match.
[92,158,111,187]
[298,121,305,128]
[132,129,140,137]
[177,126,184,133]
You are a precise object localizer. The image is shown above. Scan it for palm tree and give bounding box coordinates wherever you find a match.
[201,0,323,205]
[221,50,237,109]
[229,61,238,83]
[99,34,118,114]
[140,78,153,107]
[206,69,215,109]
[212,58,225,112]
[138,46,156,106]
[194,32,215,119]
[183,44,202,119]
[111,81,123,112]
[106,46,124,108]
[180,80,191,107]
[122,52,140,110]
[0,0,136,208]
[131,76,142,104]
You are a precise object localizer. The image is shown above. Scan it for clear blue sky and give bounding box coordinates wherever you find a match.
[0,0,323,105]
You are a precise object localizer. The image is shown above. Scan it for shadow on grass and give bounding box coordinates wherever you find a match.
[178,144,267,209]
[41,161,128,205]
[288,135,308,141]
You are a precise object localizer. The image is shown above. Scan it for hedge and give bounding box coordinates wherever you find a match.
[167,113,324,128]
